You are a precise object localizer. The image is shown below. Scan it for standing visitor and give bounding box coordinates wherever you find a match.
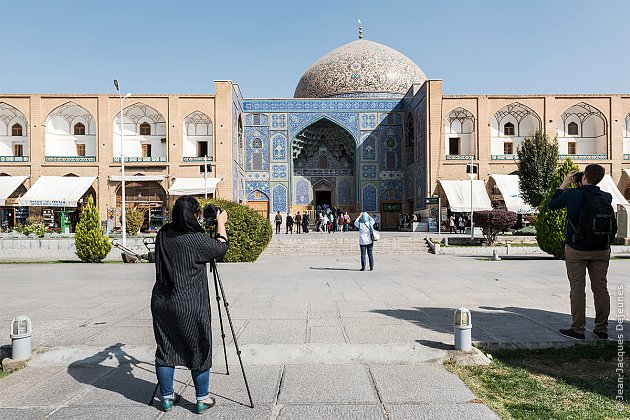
[337,212,344,232]
[458,216,465,234]
[448,215,456,233]
[354,212,375,271]
[302,212,309,233]
[295,212,302,234]
[274,211,282,234]
[548,164,615,340]
[285,213,294,234]
[344,212,351,232]
[151,196,229,413]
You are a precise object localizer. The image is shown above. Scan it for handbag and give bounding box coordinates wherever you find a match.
[370,225,380,242]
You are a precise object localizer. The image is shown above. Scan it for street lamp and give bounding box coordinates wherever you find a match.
[114,79,131,247]
[467,155,475,239]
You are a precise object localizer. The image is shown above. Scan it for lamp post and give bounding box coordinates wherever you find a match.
[114,79,131,247]
[467,155,475,239]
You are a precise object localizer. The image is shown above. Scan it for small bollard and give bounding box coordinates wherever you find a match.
[454,308,472,351]
[10,316,32,360]
[493,250,501,261]
[434,243,440,255]
[506,244,511,256]
[443,237,449,246]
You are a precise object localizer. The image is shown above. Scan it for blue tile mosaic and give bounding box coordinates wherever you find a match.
[295,178,311,205]
[271,114,287,130]
[245,181,270,195]
[379,126,402,170]
[288,112,359,141]
[361,132,377,161]
[243,99,404,112]
[272,184,288,212]
[361,164,377,179]
[247,189,269,201]
[337,178,353,205]
[245,127,269,171]
[361,184,377,212]
[246,172,269,180]
[360,113,378,130]
[271,164,288,180]
[271,132,287,161]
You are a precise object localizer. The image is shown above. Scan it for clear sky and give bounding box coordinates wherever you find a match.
[1,0,628,98]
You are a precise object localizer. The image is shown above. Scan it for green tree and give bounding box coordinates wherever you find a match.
[75,196,112,262]
[125,207,146,235]
[198,198,272,262]
[473,209,518,246]
[536,158,580,257]
[516,130,559,208]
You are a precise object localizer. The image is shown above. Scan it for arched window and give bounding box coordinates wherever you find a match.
[503,122,515,136]
[12,123,22,136]
[74,122,85,135]
[567,121,578,136]
[140,122,151,136]
[319,154,328,169]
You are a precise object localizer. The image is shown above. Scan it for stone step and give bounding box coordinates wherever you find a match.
[262,234,430,255]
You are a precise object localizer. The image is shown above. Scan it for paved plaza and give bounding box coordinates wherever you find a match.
[0,253,628,419]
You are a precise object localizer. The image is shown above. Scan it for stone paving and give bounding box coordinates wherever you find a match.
[0,252,628,419]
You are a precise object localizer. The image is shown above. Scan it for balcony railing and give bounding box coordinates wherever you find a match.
[113,156,167,162]
[183,156,214,162]
[45,156,97,162]
[491,154,519,160]
[0,156,29,162]
[445,154,475,160]
[624,154,630,160]
[559,154,607,160]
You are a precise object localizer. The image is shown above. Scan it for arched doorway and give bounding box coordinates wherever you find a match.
[116,181,166,231]
[292,118,356,213]
[247,189,269,219]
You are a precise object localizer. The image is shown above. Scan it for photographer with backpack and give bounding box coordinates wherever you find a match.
[548,164,617,341]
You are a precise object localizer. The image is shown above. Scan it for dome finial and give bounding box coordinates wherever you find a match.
[358,18,363,39]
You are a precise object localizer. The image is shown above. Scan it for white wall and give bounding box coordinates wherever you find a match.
[557,112,606,155]
[45,104,97,157]
[490,112,539,156]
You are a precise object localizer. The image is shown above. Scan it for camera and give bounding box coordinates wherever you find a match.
[202,204,221,229]
[573,172,584,185]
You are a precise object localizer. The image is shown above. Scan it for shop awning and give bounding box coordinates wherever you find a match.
[489,174,536,214]
[168,177,222,196]
[0,176,28,206]
[438,180,493,213]
[16,176,96,207]
[597,174,629,207]
[109,175,165,182]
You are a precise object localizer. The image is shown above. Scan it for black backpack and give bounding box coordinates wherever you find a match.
[568,187,617,247]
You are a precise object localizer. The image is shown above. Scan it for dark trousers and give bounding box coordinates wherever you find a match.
[275,223,281,234]
[286,224,293,234]
[296,222,302,233]
[564,245,611,334]
[360,243,374,270]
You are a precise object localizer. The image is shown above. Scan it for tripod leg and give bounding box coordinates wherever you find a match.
[211,261,230,375]
[214,263,255,408]
[148,382,159,406]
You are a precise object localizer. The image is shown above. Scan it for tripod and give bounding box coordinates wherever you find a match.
[149,259,254,408]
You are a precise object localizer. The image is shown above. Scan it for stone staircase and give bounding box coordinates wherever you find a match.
[262,231,430,255]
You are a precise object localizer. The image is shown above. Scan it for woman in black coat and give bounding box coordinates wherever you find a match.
[151,196,229,413]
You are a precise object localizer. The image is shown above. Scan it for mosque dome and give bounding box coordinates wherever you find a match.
[294,39,426,98]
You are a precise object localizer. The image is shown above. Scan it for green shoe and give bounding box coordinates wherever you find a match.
[196,396,216,414]
[162,393,180,412]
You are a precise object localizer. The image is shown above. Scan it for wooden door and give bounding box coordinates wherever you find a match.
[381,201,402,230]
[248,201,268,219]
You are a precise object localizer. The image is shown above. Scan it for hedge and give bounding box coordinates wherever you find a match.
[198,198,272,262]
[535,158,579,257]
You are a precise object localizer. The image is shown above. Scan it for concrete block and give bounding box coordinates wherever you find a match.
[278,404,384,420]
[386,403,499,420]
[1,357,30,373]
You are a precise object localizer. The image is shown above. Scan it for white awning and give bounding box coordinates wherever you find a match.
[597,174,629,207]
[17,176,96,207]
[0,176,28,206]
[438,180,493,213]
[489,174,536,214]
[109,175,165,182]
[168,177,222,196]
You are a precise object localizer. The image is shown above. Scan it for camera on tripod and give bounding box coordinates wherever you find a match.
[202,204,222,234]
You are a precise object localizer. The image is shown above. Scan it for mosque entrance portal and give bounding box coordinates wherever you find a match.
[293,118,355,211]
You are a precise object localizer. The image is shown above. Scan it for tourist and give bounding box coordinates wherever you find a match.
[328,212,335,233]
[548,164,615,341]
[151,196,228,413]
[398,214,405,230]
[408,213,417,229]
[285,213,294,234]
[337,212,344,232]
[344,212,351,232]
[458,216,465,234]
[274,211,282,234]
[295,212,302,234]
[354,211,375,271]
[302,212,309,233]
[448,215,456,234]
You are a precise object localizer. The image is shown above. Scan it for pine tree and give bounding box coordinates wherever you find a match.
[75,196,112,262]
[536,158,580,257]
[516,130,559,208]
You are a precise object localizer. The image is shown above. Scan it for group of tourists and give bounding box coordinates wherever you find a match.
[315,205,352,233]
[274,211,310,234]
[397,213,418,230]
[447,214,471,234]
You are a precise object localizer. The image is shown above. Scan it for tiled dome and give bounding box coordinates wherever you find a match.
[294,39,426,98]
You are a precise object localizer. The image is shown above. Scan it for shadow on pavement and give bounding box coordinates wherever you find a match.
[309,267,359,271]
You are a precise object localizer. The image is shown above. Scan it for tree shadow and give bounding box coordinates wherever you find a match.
[309,267,359,271]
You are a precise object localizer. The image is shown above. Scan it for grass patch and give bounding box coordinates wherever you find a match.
[0,370,10,379]
[446,342,629,419]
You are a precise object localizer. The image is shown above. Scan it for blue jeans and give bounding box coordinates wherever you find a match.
[156,364,210,401]
[360,243,374,270]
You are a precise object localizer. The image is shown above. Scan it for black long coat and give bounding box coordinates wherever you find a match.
[151,226,229,371]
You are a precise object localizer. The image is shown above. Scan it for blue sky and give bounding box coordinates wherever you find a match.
[1,0,628,98]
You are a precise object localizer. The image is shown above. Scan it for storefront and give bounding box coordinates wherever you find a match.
[168,177,222,202]
[112,176,167,232]
[0,176,28,231]
[16,176,97,233]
